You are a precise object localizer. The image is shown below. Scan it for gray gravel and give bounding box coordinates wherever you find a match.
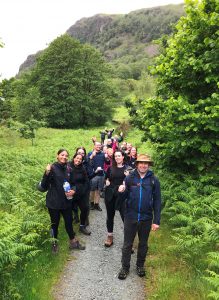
[53,198,146,300]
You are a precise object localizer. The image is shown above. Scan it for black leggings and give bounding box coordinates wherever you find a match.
[73,191,90,226]
[48,207,75,240]
[105,187,125,233]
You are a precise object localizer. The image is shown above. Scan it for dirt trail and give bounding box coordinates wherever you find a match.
[53,198,146,300]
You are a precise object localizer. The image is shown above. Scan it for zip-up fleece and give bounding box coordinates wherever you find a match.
[41,162,75,210]
[124,169,161,225]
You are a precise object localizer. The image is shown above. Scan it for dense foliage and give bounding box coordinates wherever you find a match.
[0,35,113,128]
[126,1,219,298]
[128,0,219,173]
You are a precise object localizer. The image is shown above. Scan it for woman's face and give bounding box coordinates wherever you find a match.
[130,147,137,157]
[107,148,113,157]
[77,149,85,157]
[114,152,124,165]
[73,154,83,166]
[57,151,68,164]
[102,146,108,153]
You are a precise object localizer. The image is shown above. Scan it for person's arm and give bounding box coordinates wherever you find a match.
[152,177,161,230]
[89,150,96,160]
[118,175,129,193]
[40,164,53,190]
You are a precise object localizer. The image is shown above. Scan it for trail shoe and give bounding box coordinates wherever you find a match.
[118,267,129,280]
[90,202,95,210]
[136,266,146,277]
[52,242,59,254]
[69,240,85,250]
[104,235,113,247]
[95,204,102,211]
[79,226,91,236]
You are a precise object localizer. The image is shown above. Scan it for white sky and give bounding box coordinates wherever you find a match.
[0,0,183,80]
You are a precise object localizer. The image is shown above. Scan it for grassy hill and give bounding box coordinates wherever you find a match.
[19,4,184,79]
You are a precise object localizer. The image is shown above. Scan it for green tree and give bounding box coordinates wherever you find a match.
[9,73,45,123]
[29,34,113,128]
[131,0,219,173]
[0,78,15,122]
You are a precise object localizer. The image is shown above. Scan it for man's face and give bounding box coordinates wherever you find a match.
[137,161,149,174]
[95,142,102,152]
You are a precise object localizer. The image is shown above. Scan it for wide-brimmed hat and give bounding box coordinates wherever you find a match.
[135,154,154,165]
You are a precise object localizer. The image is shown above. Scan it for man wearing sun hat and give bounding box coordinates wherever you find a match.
[117,154,161,280]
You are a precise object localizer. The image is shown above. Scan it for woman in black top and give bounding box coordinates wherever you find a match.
[69,153,91,236]
[72,147,93,224]
[104,150,128,247]
[40,149,85,253]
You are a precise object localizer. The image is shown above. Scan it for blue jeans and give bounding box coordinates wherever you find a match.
[121,218,152,270]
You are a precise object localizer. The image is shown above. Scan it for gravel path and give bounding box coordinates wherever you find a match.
[53,197,146,300]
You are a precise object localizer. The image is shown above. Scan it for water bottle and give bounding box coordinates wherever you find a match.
[63,180,72,200]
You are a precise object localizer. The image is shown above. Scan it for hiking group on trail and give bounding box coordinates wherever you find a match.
[38,128,161,280]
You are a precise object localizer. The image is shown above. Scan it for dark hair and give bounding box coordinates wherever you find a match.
[72,153,83,165]
[130,147,137,158]
[57,148,69,155]
[75,146,87,156]
[112,150,125,167]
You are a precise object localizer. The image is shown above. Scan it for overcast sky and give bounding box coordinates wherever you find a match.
[0,0,183,80]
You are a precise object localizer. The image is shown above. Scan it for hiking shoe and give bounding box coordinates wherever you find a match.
[95,204,102,211]
[69,240,85,250]
[136,266,145,277]
[118,268,129,280]
[79,226,91,236]
[52,242,59,254]
[104,235,113,247]
[90,202,95,210]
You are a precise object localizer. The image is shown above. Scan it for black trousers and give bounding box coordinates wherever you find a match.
[105,186,125,233]
[72,191,90,226]
[48,207,75,240]
[121,218,152,270]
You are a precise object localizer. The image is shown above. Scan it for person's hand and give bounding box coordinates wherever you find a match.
[65,189,75,198]
[124,170,129,176]
[90,150,96,159]
[151,224,160,231]
[118,184,125,193]
[95,166,102,173]
[105,179,110,186]
[45,164,52,175]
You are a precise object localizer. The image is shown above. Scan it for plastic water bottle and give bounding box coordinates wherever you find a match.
[63,180,72,200]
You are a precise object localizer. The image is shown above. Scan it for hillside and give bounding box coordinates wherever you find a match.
[19,4,184,75]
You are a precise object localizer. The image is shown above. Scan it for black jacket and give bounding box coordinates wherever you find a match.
[41,162,74,210]
[69,162,90,196]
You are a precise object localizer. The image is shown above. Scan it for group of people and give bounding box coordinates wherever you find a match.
[39,131,161,280]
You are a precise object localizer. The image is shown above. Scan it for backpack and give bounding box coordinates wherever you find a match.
[36,181,48,192]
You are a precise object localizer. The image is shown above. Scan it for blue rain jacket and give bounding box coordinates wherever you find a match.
[124,169,161,224]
